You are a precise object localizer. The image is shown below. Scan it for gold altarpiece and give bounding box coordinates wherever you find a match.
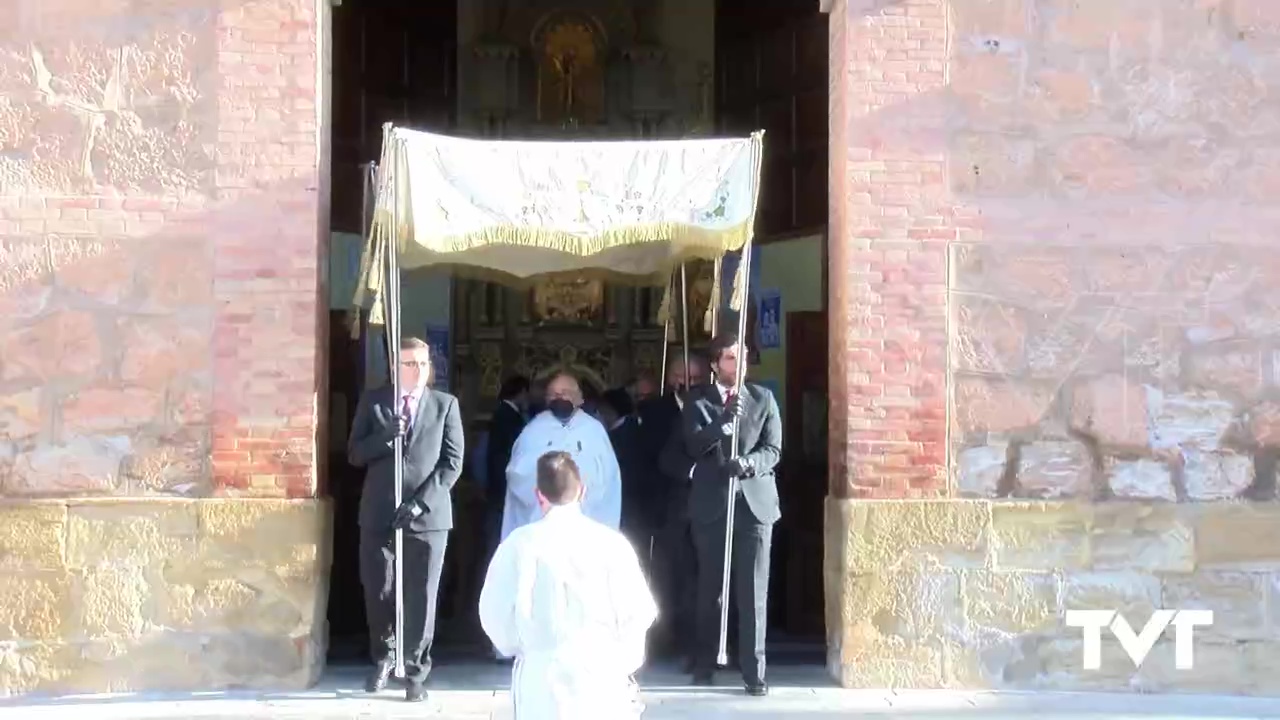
[452,1,712,419]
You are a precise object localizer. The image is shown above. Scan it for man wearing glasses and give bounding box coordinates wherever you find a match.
[347,336,464,702]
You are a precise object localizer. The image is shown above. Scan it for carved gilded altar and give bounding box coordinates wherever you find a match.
[451,0,712,421]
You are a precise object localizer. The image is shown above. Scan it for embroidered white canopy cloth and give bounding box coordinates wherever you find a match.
[354,127,764,323]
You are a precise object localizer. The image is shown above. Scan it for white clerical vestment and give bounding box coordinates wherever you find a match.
[479,503,658,720]
[502,409,621,541]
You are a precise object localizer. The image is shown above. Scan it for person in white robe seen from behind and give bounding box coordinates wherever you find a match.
[480,451,658,720]
[502,372,621,541]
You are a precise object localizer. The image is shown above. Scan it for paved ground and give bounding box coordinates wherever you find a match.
[3,663,1280,719]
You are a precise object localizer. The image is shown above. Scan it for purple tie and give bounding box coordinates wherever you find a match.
[401,394,413,429]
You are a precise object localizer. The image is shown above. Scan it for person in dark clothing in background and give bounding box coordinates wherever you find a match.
[480,375,529,660]
[644,355,708,670]
[486,375,530,522]
[598,387,655,562]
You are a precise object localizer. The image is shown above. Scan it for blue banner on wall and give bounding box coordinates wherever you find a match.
[757,288,781,349]
[425,324,450,390]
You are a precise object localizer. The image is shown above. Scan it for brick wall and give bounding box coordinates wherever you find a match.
[0,0,325,500]
[830,0,1280,501]
[829,0,952,499]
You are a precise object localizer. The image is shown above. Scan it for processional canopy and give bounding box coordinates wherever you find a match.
[354,127,764,328]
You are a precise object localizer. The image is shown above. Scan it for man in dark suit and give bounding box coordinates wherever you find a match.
[682,331,781,697]
[646,356,708,667]
[598,387,653,558]
[485,376,530,539]
[480,375,529,660]
[347,336,464,703]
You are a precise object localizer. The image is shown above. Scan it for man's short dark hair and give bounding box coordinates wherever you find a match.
[600,387,634,417]
[536,451,582,505]
[707,331,740,363]
[499,375,530,400]
[401,336,429,351]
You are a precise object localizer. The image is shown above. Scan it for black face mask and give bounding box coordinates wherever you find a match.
[548,398,575,421]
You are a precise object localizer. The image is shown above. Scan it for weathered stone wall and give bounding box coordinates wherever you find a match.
[0,0,331,695]
[0,498,330,696]
[826,0,1280,692]
[947,0,1280,503]
[0,0,324,499]
[825,499,1280,693]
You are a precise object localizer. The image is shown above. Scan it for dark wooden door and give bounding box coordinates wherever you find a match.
[330,0,457,234]
[716,0,828,239]
[778,310,828,638]
[326,0,457,661]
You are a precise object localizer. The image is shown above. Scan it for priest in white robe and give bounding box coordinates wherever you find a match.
[480,451,658,720]
[502,372,621,541]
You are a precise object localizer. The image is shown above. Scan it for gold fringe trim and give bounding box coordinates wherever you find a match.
[381,213,753,265]
[729,248,749,313]
[655,272,674,328]
[703,258,721,333]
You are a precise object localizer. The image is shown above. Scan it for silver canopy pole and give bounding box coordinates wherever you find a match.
[658,275,673,390]
[680,264,691,395]
[716,240,753,667]
[380,124,407,681]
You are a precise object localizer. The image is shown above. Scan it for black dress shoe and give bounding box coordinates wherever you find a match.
[690,671,715,687]
[745,682,769,697]
[405,682,426,702]
[364,660,393,693]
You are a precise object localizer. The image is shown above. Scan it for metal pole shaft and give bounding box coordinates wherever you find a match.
[658,274,673,390]
[680,265,691,390]
[711,258,721,336]
[716,241,753,667]
[381,126,407,680]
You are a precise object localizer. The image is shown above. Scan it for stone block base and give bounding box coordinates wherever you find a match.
[0,498,331,696]
[824,498,1280,694]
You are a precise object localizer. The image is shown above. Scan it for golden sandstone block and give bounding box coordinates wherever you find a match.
[0,572,73,641]
[1090,504,1194,572]
[989,501,1090,571]
[0,503,67,571]
[67,500,199,569]
[0,498,329,697]
[1193,502,1280,568]
[825,498,1280,693]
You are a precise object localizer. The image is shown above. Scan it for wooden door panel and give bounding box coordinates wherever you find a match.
[716,1,827,240]
[780,310,828,638]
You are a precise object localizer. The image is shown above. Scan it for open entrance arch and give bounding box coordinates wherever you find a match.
[324,0,830,666]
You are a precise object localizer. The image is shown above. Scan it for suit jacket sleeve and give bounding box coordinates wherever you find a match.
[742,389,782,477]
[658,426,694,481]
[347,390,393,467]
[683,390,727,458]
[486,410,519,491]
[433,395,465,491]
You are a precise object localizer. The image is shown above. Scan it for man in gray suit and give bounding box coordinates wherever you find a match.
[682,331,781,696]
[347,336,464,703]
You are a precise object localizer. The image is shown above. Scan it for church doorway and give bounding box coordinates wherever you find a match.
[323,0,829,667]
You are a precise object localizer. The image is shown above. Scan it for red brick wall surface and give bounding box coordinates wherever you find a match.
[828,0,951,499]
[829,0,1280,501]
[0,0,324,499]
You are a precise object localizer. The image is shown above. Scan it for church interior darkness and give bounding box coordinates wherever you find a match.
[324,0,830,663]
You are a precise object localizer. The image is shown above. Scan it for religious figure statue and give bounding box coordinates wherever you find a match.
[551,48,578,122]
[536,18,603,126]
